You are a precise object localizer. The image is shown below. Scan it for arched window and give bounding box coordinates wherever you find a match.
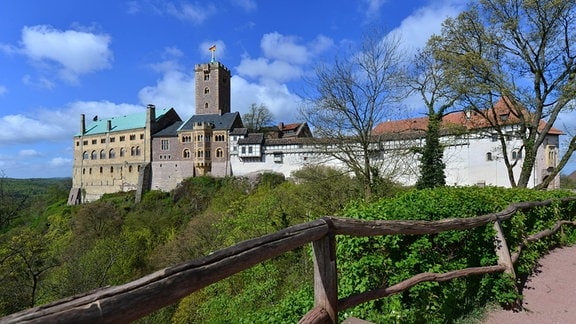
[120,148,125,157]
[91,151,97,160]
[128,165,133,172]
[109,149,116,159]
[216,148,223,158]
[204,87,210,94]
[131,147,136,156]
[83,151,89,160]
[99,166,103,173]
[100,150,106,159]
[183,149,191,159]
[135,146,141,156]
[110,166,114,173]
[486,152,493,161]
[204,102,209,109]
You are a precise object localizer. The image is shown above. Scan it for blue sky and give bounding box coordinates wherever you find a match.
[0,0,574,178]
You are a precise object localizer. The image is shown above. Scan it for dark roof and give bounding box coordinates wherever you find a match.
[179,112,242,131]
[230,128,248,136]
[153,121,184,137]
[238,133,264,145]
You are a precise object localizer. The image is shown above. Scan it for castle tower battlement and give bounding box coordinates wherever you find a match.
[194,61,231,116]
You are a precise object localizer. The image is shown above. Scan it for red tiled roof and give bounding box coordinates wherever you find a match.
[372,98,563,136]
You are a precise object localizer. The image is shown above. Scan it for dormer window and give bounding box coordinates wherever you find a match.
[499,113,509,121]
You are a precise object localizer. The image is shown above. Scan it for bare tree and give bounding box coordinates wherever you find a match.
[301,28,406,199]
[242,103,274,132]
[430,0,576,188]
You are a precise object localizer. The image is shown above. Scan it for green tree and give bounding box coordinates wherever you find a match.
[301,27,406,199]
[408,46,464,189]
[430,0,576,188]
[0,228,56,315]
[0,172,28,229]
[242,103,274,132]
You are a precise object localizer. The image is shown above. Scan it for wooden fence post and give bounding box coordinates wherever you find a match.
[493,219,515,278]
[312,231,337,323]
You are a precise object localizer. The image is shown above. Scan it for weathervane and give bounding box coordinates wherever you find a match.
[209,44,216,63]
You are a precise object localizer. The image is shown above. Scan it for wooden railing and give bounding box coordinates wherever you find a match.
[2,197,576,323]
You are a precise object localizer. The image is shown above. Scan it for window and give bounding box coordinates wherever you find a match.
[216,148,223,158]
[83,140,88,145]
[215,134,225,141]
[204,73,209,81]
[110,137,115,143]
[241,147,246,154]
[120,136,125,142]
[140,134,144,140]
[110,166,114,173]
[204,102,209,109]
[206,150,210,159]
[161,139,169,150]
[76,141,80,147]
[136,146,141,156]
[248,146,253,154]
[197,134,204,141]
[91,151,97,160]
[511,149,522,160]
[101,138,106,144]
[99,166,103,173]
[120,148,125,157]
[204,87,210,94]
[109,149,116,159]
[92,139,97,145]
[499,114,509,121]
[274,152,283,163]
[131,147,136,156]
[129,165,133,172]
[546,145,557,168]
[183,149,191,159]
[130,134,136,140]
[182,135,192,143]
[491,134,498,142]
[486,152,493,161]
[100,150,106,159]
[83,151,89,160]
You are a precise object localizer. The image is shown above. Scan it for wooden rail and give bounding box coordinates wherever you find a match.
[2,197,576,323]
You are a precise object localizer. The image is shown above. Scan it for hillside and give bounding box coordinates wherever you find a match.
[1,170,575,323]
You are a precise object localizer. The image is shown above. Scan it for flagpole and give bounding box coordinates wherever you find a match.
[209,45,216,63]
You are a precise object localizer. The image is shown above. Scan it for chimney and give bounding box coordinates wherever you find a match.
[80,114,86,135]
[146,104,156,133]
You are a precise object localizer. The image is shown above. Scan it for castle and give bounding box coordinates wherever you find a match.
[68,59,562,204]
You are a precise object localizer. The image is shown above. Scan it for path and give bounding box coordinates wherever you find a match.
[484,245,576,324]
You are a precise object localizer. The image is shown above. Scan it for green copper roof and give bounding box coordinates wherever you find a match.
[78,108,172,136]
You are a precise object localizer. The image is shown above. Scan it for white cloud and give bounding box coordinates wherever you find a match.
[236,57,302,83]
[391,0,466,55]
[0,101,142,146]
[20,25,113,83]
[232,0,257,12]
[50,157,72,167]
[138,70,196,118]
[18,149,41,157]
[164,2,216,24]
[232,76,302,122]
[362,0,387,20]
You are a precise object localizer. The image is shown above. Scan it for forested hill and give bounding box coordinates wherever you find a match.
[1,170,575,323]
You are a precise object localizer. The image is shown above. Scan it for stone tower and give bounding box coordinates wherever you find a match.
[194,61,231,116]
